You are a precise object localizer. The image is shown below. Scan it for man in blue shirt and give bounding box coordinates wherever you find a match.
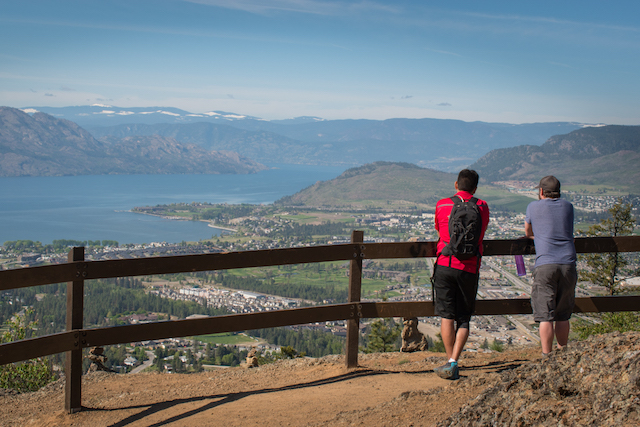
[525,176,577,356]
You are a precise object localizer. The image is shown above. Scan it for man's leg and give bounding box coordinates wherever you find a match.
[555,320,570,348]
[539,321,555,354]
[451,327,470,361]
[440,318,455,360]
[440,319,470,361]
[436,318,461,380]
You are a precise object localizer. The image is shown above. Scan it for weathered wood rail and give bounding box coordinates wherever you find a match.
[0,234,639,413]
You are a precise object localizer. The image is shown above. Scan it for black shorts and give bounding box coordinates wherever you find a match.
[433,265,479,328]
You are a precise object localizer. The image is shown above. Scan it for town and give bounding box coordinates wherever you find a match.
[1,192,638,372]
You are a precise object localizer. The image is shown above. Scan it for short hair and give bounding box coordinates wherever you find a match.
[457,169,479,192]
[543,189,561,198]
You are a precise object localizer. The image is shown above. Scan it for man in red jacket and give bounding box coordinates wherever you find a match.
[432,169,490,380]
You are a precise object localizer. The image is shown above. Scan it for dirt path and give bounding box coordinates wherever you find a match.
[0,347,541,426]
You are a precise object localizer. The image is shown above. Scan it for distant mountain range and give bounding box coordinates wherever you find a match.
[25,104,590,172]
[470,125,640,192]
[6,105,638,192]
[0,107,265,177]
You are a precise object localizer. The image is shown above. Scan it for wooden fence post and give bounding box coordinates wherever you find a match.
[346,230,364,368]
[65,247,85,413]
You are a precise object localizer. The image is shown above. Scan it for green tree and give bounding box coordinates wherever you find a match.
[574,312,640,339]
[490,338,504,352]
[428,333,445,353]
[580,199,636,295]
[480,338,489,349]
[0,309,55,392]
[362,318,401,353]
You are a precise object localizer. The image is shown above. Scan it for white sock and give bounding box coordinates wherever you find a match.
[448,358,457,364]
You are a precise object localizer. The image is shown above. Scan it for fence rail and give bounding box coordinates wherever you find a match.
[0,234,639,412]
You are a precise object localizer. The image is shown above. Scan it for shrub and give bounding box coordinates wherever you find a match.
[0,309,55,392]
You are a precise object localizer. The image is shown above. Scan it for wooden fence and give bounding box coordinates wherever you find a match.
[0,233,639,413]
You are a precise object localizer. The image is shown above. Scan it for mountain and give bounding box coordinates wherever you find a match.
[25,105,589,171]
[89,122,312,166]
[0,107,265,176]
[275,161,457,209]
[21,105,260,127]
[470,125,640,192]
[275,161,534,211]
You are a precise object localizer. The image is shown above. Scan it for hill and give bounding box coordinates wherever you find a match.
[89,122,312,166]
[275,162,456,209]
[275,161,533,211]
[0,107,265,176]
[470,125,640,193]
[1,332,637,426]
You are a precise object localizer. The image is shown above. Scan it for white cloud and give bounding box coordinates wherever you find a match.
[183,0,400,16]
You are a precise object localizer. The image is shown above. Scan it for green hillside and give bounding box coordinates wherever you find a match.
[275,161,532,211]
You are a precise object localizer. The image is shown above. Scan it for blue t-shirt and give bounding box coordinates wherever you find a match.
[525,198,576,267]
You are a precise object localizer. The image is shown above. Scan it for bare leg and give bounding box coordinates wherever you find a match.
[539,321,554,354]
[451,328,469,361]
[555,320,570,348]
[441,318,455,360]
[441,319,470,361]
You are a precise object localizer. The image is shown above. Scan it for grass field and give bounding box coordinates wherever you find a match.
[193,332,260,345]
[222,259,430,300]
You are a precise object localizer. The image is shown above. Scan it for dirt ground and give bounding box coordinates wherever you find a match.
[0,346,542,427]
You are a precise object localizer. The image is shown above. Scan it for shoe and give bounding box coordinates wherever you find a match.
[434,362,460,380]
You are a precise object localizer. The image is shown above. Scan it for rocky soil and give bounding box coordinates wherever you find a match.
[0,332,638,426]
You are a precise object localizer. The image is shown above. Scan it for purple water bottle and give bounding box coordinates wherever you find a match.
[515,255,526,276]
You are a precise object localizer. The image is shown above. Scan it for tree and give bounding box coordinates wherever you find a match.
[574,312,640,339]
[0,309,55,392]
[362,318,401,353]
[490,338,504,352]
[580,199,636,295]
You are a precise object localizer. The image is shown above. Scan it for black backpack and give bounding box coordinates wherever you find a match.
[441,196,482,260]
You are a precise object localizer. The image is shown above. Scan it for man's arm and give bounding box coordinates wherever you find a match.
[524,221,534,239]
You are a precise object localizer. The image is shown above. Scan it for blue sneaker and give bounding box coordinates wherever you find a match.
[434,362,460,380]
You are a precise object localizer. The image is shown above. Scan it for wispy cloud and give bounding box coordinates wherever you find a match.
[183,0,401,16]
[437,102,451,107]
[463,11,640,34]
[0,16,347,50]
[60,85,75,91]
[424,47,461,57]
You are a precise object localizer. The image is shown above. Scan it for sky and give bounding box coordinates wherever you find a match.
[1,0,639,124]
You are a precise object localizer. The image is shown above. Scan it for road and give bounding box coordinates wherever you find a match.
[484,259,540,343]
[484,258,532,294]
[130,351,155,374]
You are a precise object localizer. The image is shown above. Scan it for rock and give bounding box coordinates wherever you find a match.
[245,347,259,368]
[439,331,640,426]
[401,317,429,352]
[87,346,116,373]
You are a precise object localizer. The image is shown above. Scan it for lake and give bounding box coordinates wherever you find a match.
[0,164,346,245]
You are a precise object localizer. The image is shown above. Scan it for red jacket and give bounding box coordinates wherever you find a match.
[435,191,490,273]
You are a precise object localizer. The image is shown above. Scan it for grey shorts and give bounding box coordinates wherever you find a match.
[531,263,577,322]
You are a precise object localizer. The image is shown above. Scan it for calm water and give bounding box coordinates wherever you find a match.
[0,164,346,245]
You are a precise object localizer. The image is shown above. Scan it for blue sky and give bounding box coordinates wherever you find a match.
[1,0,639,124]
